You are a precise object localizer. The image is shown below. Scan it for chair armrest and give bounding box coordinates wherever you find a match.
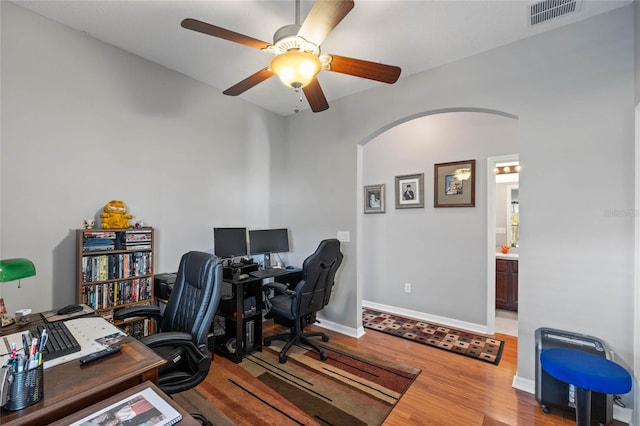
[140,330,192,347]
[264,281,296,296]
[141,331,211,373]
[113,305,163,323]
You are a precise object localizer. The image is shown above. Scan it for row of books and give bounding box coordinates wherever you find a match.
[124,229,152,250]
[118,317,153,340]
[82,229,152,252]
[81,277,152,309]
[81,252,152,283]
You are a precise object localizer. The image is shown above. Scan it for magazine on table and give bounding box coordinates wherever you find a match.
[69,386,182,426]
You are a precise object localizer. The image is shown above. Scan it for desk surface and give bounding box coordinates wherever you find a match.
[0,315,165,425]
[224,267,302,285]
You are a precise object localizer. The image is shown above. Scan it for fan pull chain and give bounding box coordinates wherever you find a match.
[293,88,303,113]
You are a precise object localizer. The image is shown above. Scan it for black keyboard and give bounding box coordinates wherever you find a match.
[250,268,288,279]
[32,321,81,361]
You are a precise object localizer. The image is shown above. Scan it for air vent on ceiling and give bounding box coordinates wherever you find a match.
[529,0,582,26]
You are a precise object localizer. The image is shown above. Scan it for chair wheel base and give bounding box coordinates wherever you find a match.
[279,353,288,363]
[322,335,329,342]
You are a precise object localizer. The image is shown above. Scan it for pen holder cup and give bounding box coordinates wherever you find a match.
[4,364,44,411]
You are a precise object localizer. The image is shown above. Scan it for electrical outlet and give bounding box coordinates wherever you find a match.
[404,283,412,293]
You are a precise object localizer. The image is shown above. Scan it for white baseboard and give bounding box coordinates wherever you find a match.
[362,300,490,335]
[512,372,535,394]
[314,315,362,338]
[614,405,634,425]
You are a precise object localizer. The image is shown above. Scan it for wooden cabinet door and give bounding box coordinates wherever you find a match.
[511,261,518,308]
[495,259,518,312]
[495,260,510,310]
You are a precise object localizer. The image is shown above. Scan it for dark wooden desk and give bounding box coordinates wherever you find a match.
[216,267,303,363]
[0,315,165,425]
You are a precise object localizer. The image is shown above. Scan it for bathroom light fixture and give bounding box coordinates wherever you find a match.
[495,164,521,175]
[454,168,472,181]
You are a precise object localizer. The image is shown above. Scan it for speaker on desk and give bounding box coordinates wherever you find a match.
[154,273,176,300]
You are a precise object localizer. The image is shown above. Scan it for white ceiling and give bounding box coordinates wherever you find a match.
[11,0,631,116]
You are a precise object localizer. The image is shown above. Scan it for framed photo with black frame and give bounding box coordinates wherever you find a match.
[434,159,476,207]
[395,173,424,209]
[363,184,385,214]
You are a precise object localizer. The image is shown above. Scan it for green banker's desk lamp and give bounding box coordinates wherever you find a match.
[0,258,36,328]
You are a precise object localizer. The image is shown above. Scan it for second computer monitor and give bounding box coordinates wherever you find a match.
[248,228,289,267]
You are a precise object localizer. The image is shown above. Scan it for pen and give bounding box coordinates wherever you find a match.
[38,329,48,353]
[22,334,29,357]
[30,337,38,359]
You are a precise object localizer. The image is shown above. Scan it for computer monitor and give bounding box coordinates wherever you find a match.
[248,228,290,267]
[213,227,248,260]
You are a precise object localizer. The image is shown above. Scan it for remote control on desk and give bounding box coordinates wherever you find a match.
[79,345,122,365]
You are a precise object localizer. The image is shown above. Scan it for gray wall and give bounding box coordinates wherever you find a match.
[636,0,640,105]
[1,1,636,408]
[278,5,635,397]
[1,2,283,311]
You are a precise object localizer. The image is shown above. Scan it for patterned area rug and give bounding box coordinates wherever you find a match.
[363,308,505,365]
[181,339,420,426]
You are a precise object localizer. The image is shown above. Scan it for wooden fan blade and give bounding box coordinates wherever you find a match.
[298,0,354,47]
[181,18,270,50]
[327,54,401,84]
[223,68,274,96]
[302,78,329,112]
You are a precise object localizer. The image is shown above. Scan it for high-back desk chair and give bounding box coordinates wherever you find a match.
[263,239,343,363]
[115,251,223,394]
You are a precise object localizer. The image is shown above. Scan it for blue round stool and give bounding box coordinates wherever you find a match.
[540,348,632,426]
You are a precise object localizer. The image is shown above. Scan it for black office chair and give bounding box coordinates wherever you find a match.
[263,239,343,363]
[114,251,223,394]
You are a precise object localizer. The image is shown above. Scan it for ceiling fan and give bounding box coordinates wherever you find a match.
[181,0,401,113]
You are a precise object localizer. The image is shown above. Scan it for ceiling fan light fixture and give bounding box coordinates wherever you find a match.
[269,50,321,89]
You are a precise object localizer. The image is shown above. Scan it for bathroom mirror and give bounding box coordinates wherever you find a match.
[507,185,519,247]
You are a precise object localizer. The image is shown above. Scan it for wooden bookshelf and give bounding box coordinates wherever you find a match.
[76,228,154,338]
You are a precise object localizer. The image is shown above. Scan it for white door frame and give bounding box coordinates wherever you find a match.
[633,105,639,426]
[486,154,519,333]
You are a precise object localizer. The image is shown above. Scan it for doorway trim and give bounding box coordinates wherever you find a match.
[634,104,639,426]
[486,154,519,334]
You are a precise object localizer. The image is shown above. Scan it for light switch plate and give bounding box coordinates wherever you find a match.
[337,231,350,243]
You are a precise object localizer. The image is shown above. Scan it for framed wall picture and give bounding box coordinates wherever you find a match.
[363,184,385,214]
[434,159,476,207]
[395,173,424,209]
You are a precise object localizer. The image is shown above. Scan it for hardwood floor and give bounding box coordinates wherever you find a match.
[206,321,624,425]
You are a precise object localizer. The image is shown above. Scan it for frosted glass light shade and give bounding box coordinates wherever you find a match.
[0,258,36,282]
[270,51,321,89]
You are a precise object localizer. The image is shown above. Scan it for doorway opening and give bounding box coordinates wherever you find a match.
[487,155,519,337]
